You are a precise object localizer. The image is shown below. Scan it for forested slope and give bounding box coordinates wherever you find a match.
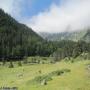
[0,9,43,60]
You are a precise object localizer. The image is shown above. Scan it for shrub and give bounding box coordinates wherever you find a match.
[49,69,71,77]
[42,57,47,60]
[41,79,47,85]
[23,58,28,64]
[27,75,52,85]
[62,69,71,72]
[18,61,22,66]
[38,70,42,74]
[2,59,6,65]
[50,60,56,64]
[71,59,74,63]
[49,70,64,76]
[27,68,71,85]
[8,61,14,68]
[33,75,52,83]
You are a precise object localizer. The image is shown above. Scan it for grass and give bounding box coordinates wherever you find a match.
[0,58,90,90]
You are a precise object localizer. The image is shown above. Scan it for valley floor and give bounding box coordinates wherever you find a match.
[0,58,90,90]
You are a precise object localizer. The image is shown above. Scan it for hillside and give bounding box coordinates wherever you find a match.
[82,29,90,42]
[0,9,43,60]
[39,29,90,42]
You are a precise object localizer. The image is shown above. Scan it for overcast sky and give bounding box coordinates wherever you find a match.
[0,0,90,33]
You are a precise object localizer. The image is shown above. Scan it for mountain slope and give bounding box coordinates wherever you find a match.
[82,29,90,42]
[39,29,89,42]
[0,9,43,60]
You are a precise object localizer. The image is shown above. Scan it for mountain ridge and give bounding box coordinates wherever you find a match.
[39,29,90,42]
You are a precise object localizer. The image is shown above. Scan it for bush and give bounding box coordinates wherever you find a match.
[33,75,52,83]
[27,75,52,85]
[49,69,71,77]
[2,59,6,65]
[41,79,47,85]
[50,60,56,64]
[8,61,14,68]
[62,69,71,72]
[42,57,47,60]
[49,70,64,76]
[23,57,28,64]
[27,68,71,85]
[18,61,22,66]
[70,59,74,63]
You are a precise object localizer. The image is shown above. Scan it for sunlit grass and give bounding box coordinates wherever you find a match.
[0,59,90,90]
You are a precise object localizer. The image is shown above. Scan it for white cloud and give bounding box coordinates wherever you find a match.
[25,0,90,33]
[0,0,24,20]
[0,0,14,13]
[0,0,90,33]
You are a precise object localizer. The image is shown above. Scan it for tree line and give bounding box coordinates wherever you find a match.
[52,40,90,61]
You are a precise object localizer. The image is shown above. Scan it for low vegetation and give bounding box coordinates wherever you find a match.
[0,57,90,90]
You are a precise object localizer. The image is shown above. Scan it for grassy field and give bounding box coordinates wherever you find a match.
[0,58,90,90]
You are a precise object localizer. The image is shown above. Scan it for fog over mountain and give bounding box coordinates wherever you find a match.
[0,0,90,33]
[39,29,90,42]
[25,0,90,33]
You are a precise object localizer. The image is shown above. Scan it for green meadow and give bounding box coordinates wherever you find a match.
[0,58,90,90]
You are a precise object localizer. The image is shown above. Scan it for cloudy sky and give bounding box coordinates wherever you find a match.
[0,0,90,33]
